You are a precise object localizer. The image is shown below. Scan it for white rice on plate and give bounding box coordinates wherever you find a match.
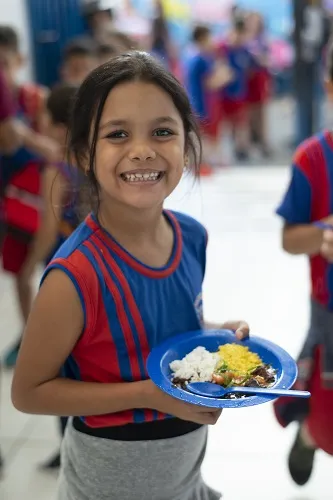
[170,346,219,383]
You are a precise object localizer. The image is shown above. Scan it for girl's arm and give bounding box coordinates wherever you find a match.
[282,220,331,255]
[206,60,234,90]
[20,165,66,279]
[12,270,150,416]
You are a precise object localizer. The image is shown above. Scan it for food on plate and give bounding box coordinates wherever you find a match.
[170,344,276,398]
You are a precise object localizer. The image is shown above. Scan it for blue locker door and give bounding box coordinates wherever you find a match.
[26,0,86,87]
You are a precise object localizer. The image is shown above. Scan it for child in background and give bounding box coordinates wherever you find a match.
[186,26,233,172]
[0,69,60,474]
[18,83,81,470]
[218,15,254,161]
[12,51,249,500]
[61,37,98,86]
[273,40,333,487]
[246,12,272,157]
[0,26,47,133]
[0,26,50,368]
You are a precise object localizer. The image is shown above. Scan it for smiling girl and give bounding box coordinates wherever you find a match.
[11,52,249,500]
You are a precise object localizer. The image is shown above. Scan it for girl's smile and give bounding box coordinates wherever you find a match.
[120,169,166,184]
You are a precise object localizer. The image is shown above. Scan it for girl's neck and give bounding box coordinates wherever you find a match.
[97,201,167,245]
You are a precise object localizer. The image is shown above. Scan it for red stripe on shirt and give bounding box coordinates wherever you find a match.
[296,137,330,305]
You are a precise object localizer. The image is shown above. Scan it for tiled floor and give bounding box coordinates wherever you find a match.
[0,166,331,499]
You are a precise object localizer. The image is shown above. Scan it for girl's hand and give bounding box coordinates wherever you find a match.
[205,320,250,340]
[321,229,333,263]
[221,320,250,340]
[143,380,222,426]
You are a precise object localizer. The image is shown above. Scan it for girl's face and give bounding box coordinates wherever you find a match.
[93,81,186,212]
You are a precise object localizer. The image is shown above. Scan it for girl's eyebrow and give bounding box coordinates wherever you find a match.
[99,116,179,131]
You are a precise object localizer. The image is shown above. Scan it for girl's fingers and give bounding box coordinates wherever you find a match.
[221,321,250,340]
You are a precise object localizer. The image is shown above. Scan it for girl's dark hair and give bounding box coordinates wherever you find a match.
[68,50,202,214]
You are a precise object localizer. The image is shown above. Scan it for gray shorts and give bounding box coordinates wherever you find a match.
[58,420,222,500]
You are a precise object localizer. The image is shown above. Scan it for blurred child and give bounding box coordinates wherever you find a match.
[0,26,50,368]
[0,26,47,129]
[273,39,333,487]
[187,26,233,172]
[61,38,98,86]
[0,67,59,473]
[217,15,255,161]
[18,83,81,470]
[82,1,115,43]
[246,12,272,157]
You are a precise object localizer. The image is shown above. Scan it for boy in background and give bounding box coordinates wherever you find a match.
[274,40,333,486]
[218,15,255,161]
[18,84,80,470]
[61,37,98,86]
[0,26,50,368]
[186,25,233,172]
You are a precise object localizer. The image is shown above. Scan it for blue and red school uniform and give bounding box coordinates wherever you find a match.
[276,130,333,310]
[0,84,45,273]
[274,130,333,454]
[247,37,271,105]
[186,51,220,139]
[217,42,255,125]
[42,210,207,434]
[0,150,43,273]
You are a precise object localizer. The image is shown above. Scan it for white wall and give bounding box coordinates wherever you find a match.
[0,0,32,82]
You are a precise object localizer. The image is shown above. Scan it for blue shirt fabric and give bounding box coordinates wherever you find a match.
[186,51,214,119]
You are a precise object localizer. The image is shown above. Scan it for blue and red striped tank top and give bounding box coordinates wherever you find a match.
[42,210,207,428]
[277,130,333,310]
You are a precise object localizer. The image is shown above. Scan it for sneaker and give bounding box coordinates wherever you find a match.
[288,428,316,486]
[39,451,61,470]
[234,149,250,162]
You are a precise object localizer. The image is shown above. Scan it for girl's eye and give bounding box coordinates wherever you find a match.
[106,130,127,139]
[153,128,174,137]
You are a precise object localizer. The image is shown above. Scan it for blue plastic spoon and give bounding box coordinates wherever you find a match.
[186,382,310,399]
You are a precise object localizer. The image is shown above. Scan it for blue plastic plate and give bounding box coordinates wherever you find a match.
[146,329,298,408]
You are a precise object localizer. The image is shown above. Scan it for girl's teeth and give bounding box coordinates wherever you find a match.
[123,172,161,182]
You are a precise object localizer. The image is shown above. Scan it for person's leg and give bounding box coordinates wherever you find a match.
[288,341,333,486]
[288,420,317,486]
[233,104,250,161]
[313,61,324,134]
[3,235,31,367]
[295,63,314,146]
